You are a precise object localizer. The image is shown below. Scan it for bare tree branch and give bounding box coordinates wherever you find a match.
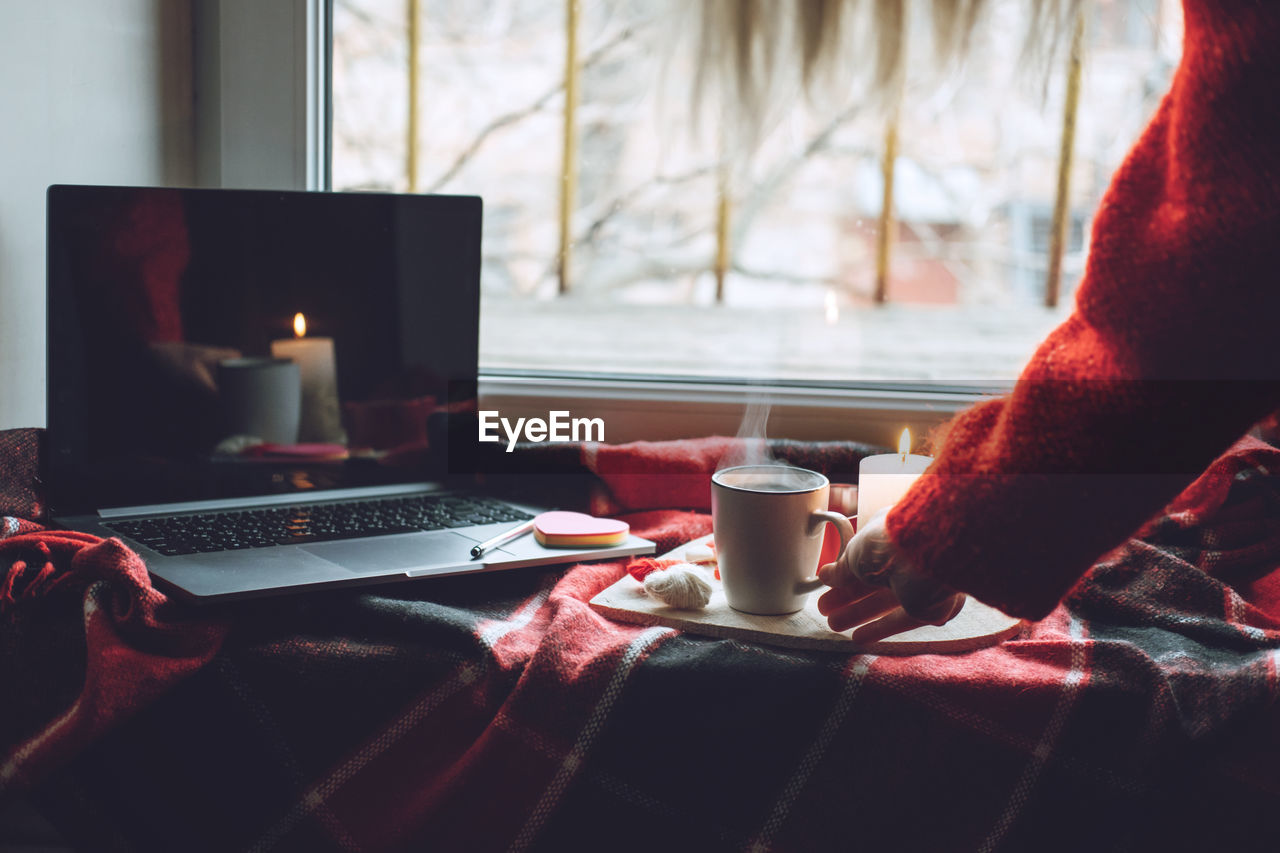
[728,102,865,253]
[578,163,719,244]
[425,24,647,193]
[553,103,867,296]
[335,0,396,31]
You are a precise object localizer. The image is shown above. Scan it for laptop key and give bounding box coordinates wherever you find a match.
[153,542,197,556]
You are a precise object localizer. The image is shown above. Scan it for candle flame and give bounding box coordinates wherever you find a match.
[898,427,911,460]
[293,312,307,338]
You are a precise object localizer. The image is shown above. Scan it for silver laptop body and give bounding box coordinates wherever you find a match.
[45,185,651,602]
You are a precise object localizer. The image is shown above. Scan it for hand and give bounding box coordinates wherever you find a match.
[816,508,963,645]
[148,342,242,395]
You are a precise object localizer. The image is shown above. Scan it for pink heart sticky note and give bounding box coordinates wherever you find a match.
[533,511,630,548]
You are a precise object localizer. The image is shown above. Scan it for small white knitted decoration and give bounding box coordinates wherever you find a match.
[643,562,713,610]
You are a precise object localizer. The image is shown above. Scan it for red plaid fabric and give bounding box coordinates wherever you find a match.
[4,436,1279,851]
[581,436,875,515]
[0,525,227,794]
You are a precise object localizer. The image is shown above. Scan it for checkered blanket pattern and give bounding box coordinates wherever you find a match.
[3,434,1280,851]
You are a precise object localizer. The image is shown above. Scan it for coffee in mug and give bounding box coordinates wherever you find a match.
[711,465,855,615]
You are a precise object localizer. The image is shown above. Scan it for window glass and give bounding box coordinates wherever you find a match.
[332,0,1183,384]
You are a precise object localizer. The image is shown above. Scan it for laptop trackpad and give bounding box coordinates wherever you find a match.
[301,531,476,573]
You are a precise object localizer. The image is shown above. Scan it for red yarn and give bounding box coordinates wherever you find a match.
[625,558,680,582]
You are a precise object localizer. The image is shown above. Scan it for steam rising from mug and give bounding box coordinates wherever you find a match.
[717,395,813,490]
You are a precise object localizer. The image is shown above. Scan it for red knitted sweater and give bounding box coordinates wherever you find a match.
[887,0,1280,620]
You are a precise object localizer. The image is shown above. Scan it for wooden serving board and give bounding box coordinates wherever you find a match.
[589,534,1022,655]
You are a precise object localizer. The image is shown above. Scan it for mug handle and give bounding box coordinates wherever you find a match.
[796,510,856,594]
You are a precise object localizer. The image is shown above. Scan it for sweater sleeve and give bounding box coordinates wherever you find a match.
[885,0,1280,620]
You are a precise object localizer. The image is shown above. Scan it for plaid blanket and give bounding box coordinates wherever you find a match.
[3,433,1279,851]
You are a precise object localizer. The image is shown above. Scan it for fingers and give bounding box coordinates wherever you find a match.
[822,588,964,638]
[195,347,243,391]
[817,553,853,587]
[816,585,861,616]
[825,588,899,633]
[817,562,879,600]
[815,582,894,617]
[904,591,965,627]
[848,607,929,646]
[819,509,894,590]
[816,506,963,640]
[204,346,243,364]
[888,572,965,626]
[190,362,220,394]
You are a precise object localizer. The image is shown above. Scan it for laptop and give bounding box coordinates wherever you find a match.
[45,185,652,602]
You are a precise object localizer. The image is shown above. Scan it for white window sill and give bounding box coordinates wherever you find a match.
[478,374,994,448]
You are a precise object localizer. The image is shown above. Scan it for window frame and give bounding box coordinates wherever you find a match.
[201,0,995,447]
[193,0,328,192]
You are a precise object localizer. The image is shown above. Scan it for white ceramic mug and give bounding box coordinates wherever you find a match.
[712,465,856,615]
[217,357,302,444]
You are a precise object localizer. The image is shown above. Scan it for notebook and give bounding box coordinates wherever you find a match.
[44,185,652,602]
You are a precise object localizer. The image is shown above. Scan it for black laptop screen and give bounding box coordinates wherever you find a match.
[47,185,482,512]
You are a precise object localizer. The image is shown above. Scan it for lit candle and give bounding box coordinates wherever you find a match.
[856,428,932,526]
[270,312,344,443]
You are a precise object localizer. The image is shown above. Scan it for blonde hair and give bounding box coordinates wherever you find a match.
[695,0,1080,136]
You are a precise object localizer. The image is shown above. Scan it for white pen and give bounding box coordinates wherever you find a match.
[470,517,537,559]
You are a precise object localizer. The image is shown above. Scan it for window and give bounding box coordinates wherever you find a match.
[331,0,1182,394]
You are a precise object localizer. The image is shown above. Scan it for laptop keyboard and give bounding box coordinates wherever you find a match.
[105,495,534,557]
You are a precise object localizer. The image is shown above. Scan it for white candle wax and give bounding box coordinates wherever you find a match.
[856,453,932,527]
[270,336,344,443]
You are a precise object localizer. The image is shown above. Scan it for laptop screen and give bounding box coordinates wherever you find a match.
[46,185,482,513]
